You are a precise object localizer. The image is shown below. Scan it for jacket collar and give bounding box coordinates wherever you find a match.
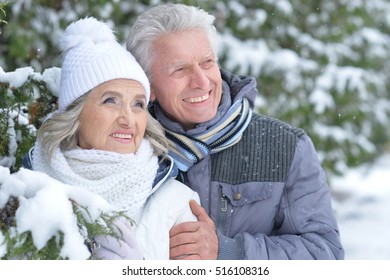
[150,155,178,193]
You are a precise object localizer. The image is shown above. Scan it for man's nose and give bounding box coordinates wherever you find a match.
[190,65,209,89]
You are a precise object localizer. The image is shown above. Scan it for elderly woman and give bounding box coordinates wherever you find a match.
[24,17,200,260]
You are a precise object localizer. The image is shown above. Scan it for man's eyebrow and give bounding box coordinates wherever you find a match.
[166,61,187,69]
[164,51,216,73]
[203,50,215,58]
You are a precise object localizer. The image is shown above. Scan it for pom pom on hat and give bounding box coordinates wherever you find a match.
[58,17,150,112]
[59,17,117,51]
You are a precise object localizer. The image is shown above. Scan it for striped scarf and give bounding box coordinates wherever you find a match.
[165,97,252,171]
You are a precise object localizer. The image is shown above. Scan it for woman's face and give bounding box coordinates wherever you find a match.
[78,79,148,154]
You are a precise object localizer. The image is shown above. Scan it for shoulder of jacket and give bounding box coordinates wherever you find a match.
[154,179,196,200]
[249,113,306,139]
[146,179,198,219]
[210,113,307,183]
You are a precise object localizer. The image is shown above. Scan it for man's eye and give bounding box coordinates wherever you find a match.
[202,59,214,68]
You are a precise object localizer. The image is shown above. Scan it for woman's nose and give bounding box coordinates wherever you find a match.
[117,107,135,127]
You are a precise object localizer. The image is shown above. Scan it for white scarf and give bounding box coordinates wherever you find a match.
[32,139,158,219]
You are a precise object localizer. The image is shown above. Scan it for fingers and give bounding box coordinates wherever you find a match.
[92,218,143,260]
[93,245,122,260]
[169,230,218,260]
[169,223,199,259]
[169,220,218,260]
[115,220,139,249]
[170,226,198,249]
[93,235,128,259]
[169,201,218,260]
[170,221,199,238]
[170,240,198,259]
[189,200,215,228]
[177,254,202,260]
[93,234,143,260]
[188,199,203,217]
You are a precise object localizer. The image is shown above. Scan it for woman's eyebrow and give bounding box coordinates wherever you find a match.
[133,94,147,100]
[102,91,122,97]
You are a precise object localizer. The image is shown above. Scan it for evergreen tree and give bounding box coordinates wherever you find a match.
[0,0,389,177]
[212,0,390,175]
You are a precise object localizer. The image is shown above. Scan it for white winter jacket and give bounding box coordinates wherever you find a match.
[134,157,200,260]
[23,150,200,260]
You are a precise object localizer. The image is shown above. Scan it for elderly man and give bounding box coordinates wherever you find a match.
[126,3,344,260]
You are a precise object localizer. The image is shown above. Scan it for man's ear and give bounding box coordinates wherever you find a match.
[150,89,157,102]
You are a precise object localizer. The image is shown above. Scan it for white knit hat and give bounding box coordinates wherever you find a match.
[58,17,150,112]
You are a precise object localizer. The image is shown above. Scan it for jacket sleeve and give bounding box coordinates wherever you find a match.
[217,134,344,260]
[173,188,200,225]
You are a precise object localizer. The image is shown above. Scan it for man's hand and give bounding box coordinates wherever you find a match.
[169,200,218,260]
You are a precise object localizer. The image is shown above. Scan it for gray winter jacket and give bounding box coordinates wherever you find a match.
[153,69,344,260]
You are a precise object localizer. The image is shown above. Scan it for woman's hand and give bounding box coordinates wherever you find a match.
[92,219,143,260]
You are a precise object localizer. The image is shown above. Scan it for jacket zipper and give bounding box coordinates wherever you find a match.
[217,189,228,232]
[178,171,188,185]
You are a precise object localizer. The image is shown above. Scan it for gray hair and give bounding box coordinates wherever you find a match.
[126,3,218,82]
[37,93,168,161]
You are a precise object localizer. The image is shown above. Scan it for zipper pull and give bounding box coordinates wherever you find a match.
[217,191,228,232]
[220,194,227,212]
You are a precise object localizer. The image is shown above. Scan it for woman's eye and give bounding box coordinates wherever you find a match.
[102,97,116,104]
[134,100,146,109]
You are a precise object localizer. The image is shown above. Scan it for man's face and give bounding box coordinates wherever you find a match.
[150,29,222,130]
